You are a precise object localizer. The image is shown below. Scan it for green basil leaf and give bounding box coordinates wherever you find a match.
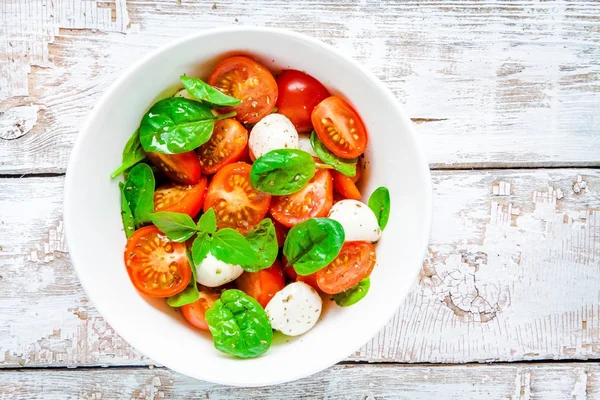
[242,219,278,272]
[205,289,272,358]
[180,75,241,108]
[250,149,316,195]
[166,251,200,307]
[368,186,391,230]
[110,130,146,179]
[333,278,370,307]
[310,131,357,177]
[139,97,216,154]
[211,228,258,266]
[283,218,345,275]
[119,182,135,238]
[191,232,212,266]
[149,212,198,242]
[123,163,155,227]
[197,208,217,234]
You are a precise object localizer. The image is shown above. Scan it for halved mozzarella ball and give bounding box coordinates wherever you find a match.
[328,199,382,243]
[265,282,322,336]
[174,88,194,100]
[195,253,243,287]
[249,114,299,159]
[298,134,317,157]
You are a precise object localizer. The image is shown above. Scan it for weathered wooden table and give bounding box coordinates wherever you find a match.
[1,0,599,398]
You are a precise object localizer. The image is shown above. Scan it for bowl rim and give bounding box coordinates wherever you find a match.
[64,26,433,386]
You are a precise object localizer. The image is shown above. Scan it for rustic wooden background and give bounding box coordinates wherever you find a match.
[1,0,599,398]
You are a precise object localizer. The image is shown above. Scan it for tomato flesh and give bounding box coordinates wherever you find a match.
[181,290,220,331]
[204,162,271,234]
[124,226,191,297]
[145,151,201,185]
[236,260,285,308]
[284,264,319,291]
[332,170,362,200]
[270,168,333,228]
[154,176,207,218]
[275,70,330,133]
[316,241,376,294]
[312,96,368,159]
[198,119,248,174]
[208,56,277,124]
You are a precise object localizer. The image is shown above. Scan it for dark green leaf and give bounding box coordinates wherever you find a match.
[368,186,391,230]
[205,289,272,358]
[119,182,135,238]
[123,163,155,227]
[166,251,200,307]
[180,75,241,108]
[139,97,216,154]
[197,208,217,234]
[191,232,212,266]
[283,218,345,275]
[211,228,258,266]
[242,219,278,272]
[111,130,146,179]
[149,212,197,242]
[333,278,370,307]
[250,149,316,195]
[310,131,357,177]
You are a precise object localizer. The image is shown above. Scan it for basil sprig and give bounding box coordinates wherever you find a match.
[333,278,370,307]
[122,163,155,228]
[118,182,135,238]
[166,251,200,307]
[310,131,357,177]
[250,149,316,195]
[283,218,345,276]
[368,187,391,230]
[111,130,146,179]
[180,75,241,108]
[243,219,279,272]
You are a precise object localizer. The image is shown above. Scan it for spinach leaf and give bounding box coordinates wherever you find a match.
[368,186,391,230]
[310,131,357,177]
[333,278,370,307]
[139,97,216,154]
[205,289,272,359]
[180,75,241,108]
[250,149,316,195]
[211,228,258,266]
[242,219,278,272]
[110,130,146,179]
[166,251,200,307]
[283,218,345,275]
[197,208,217,234]
[123,163,155,227]
[191,232,212,266]
[149,212,197,242]
[119,182,135,238]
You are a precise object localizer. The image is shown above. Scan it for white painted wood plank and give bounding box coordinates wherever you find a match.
[1,169,598,367]
[1,0,599,173]
[1,363,599,399]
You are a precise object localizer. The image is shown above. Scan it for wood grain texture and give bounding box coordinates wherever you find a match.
[1,169,598,367]
[1,363,599,399]
[1,0,599,173]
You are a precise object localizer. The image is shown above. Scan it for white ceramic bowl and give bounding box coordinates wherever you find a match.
[64,27,432,387]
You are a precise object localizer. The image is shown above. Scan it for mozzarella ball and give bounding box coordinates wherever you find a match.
[195,253,243,287]
[328,199,382,243]
[265,282,322,336]
[249,114,299,159]
[174,88,194,100]
[298,134,317,157]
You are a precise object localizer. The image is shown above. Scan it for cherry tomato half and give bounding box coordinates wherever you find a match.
[332,170,362,200]
[270,168,333,228]
[312,96,368,159]
[236,260,286,308]
[198,119,248,174]
[124,226,191,297]
[154,176,208,219]
[275,70,330,133]
[316,241,376,294]
[145,151,201,185]
[208,56,277,124]
[204,162,271,234]
[181,290,220,331]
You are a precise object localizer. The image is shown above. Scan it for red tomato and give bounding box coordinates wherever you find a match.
[284,264,319,291]
[154,176,207,218]
[351,160,362,184]
[316,241,376,294]
[312,96,368,159]
[124,226,191,297]
[236,260,285,308]
[332,170,362,200]
[275,70,330,133]
[181,290,220,331]
[204,162,271,234]
[270,169,333,228]
[272,218,289,248]
[208,56,277,124]
[145,151,201,185]
[198,119,248,174]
